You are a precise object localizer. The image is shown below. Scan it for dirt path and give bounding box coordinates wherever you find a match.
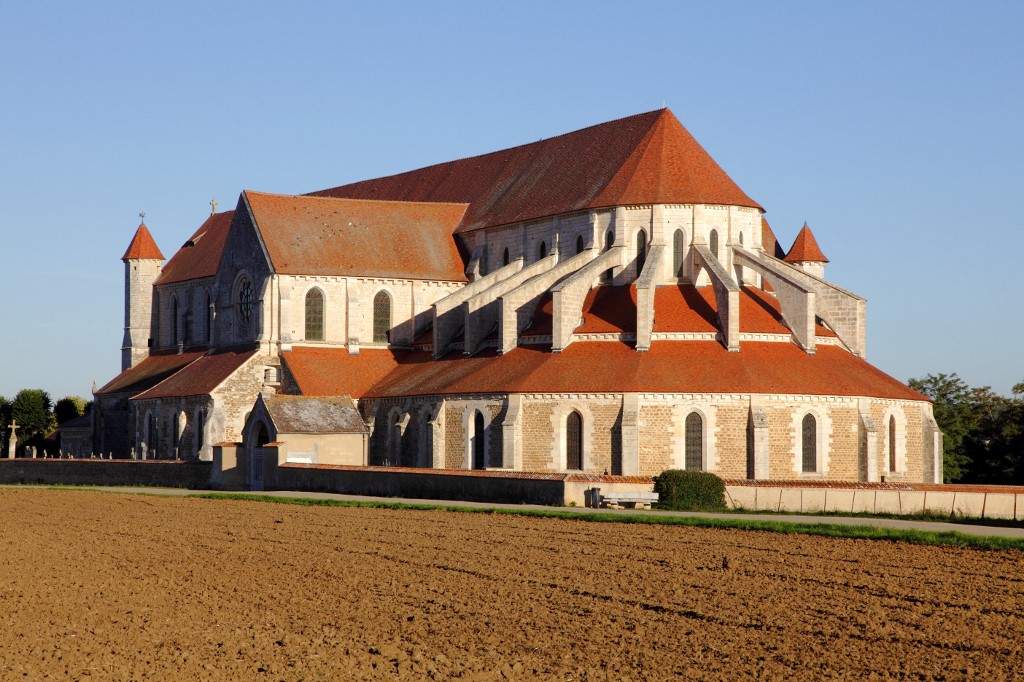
[1,489,1022,680]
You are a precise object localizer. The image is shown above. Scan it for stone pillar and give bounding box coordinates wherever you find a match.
[502,395,523,470]
[750,402,770,480]
[858,399,878,482]
[620,393,640,476]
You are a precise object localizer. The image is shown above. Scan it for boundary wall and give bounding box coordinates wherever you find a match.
[725,482,1024,521]
[0,459,211,489]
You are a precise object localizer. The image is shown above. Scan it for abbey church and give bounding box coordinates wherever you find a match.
[92,109,942,487]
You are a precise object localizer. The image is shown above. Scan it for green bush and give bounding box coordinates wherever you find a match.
[653,470,727,511]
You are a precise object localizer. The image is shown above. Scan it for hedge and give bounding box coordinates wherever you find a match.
[653,469,727,511]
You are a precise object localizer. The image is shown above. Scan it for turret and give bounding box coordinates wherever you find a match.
[121,220,164,370]
[784,222,829,279]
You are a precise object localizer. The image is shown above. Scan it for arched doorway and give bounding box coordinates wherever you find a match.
[472,411,486,469]
[250,422,269,491]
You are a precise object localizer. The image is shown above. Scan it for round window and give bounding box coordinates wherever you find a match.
[238,279,254,322]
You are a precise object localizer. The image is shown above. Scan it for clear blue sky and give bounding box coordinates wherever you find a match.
[1,1,1021,401]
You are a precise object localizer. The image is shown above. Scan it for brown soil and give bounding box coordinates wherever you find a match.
[1,489,1022,681]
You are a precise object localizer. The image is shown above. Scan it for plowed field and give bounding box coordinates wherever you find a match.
[1,489,1022,680]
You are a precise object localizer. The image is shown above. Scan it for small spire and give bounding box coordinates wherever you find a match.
[784,223,829,264]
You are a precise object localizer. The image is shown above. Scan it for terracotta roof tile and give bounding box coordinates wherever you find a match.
[95,351,204,395]
[785,223,829,263]
[761,217,786,259]
[286,340,925,402]
[121,223,164,261]
[131,349,257,400]
[245,191,469,281]
[311,109,762,233]
[155,211,234,285]
[281,348,402,398]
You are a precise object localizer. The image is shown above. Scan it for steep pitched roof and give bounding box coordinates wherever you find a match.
[311,109,762,233]
[95,351,205,395]
[244,191,469,282]
[131,349,257,400]
[785,223,829,263]
[155,211,234,285]
[263,395,365,434]
[761,217,786,259]
[121,223,164,261]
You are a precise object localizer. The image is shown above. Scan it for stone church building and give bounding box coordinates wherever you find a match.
[92,109,941,486]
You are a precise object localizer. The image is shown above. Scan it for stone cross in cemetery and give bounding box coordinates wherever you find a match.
[6,420,17,458]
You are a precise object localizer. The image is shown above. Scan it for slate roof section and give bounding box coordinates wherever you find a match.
[311,109,763,233]
[264,395,365,434]
[57,413,92,430]
[131,349,257,400]
[155,211,235,285]
[785,223,829,263]
[244,191,469,282]
[122,223,164,261]
[95,351,205,395]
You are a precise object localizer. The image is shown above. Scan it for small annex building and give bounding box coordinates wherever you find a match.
[91,108,942,489]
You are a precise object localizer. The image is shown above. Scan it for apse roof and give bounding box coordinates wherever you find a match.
[311,108,763,233]
[122,224,164,261]
[244,191,469,282]
[95,351,205,395]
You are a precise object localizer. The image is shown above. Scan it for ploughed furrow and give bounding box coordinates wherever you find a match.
[1,490,1023,681]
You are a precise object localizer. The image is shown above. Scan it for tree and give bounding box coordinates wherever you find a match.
[0,395,10,453]
[908,373,976,482]
[54,396,89,425]
[10,389,54,444]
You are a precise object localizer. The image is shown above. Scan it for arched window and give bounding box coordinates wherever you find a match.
[305,288,324,341]
[170,295,178,346]
[237,277,254,323]
[538,241,547,260]
[390,413,402,466]
[802,414,817,473]
[575,235,584,255]
[146,412,158,458]
[685,412,703,470]
[889,415,897,472]
[204,291,213,344]
[502,247,510,266]
[673,229,685,277]
[604,230,615,281]
[373,290,392,343]
[566,411,583,471]
[710,229,719,259]
[195,410,205,455]
[636,230,647,275]
[473,411,486,469]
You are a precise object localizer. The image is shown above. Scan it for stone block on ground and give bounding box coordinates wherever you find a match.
[923,491,955,516]
[726,486,756,511]
[823,489,855,514]
[851,490,875,514]
[801,489,826,514]
[874,491,902,514]
[777,488,802,513]
[899,491,925,516]
[952,492,985,519]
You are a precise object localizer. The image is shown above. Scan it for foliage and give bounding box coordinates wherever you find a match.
[10,389,55,443]
[652,469,727,512]
[909,373,1024,484]
[54,396,89,425]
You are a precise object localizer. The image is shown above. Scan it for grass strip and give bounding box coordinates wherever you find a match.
[191,493,1024,553]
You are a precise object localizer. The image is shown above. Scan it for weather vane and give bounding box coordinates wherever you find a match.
[139,211,146,223]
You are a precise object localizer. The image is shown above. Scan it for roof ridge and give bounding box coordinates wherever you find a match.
[247,189,469,210]
[307,109,667,196]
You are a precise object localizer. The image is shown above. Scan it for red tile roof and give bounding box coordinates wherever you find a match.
[281,348,402,398]
[245,191,469,282]
[311,109,763,233]
[155,211,234,285]
[285,341,925,402]
[95,351,205,395]
[131,349,257,400]
[761,217,786,259]
[121,223,164,261]
[785,223,829,263]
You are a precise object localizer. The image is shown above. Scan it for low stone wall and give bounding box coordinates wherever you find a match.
[274,464,568,506]
[726,483,1024,521]
[0,459,212,489]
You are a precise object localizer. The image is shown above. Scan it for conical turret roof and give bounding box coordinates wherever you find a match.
[784,223,828,263]
[121,223,164,261]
